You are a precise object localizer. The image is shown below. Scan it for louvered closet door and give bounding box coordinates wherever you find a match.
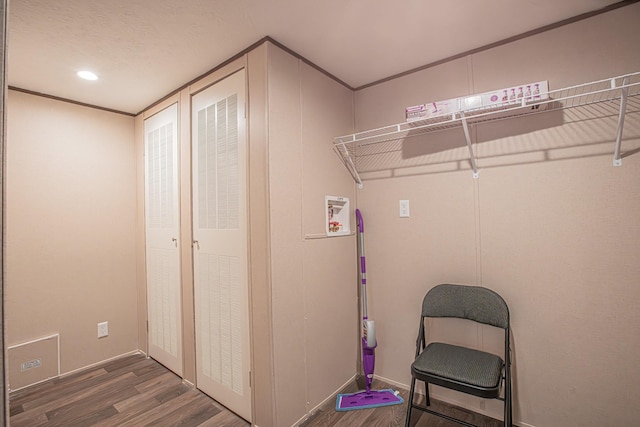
[144,103,182,376]
[192,70,251,421]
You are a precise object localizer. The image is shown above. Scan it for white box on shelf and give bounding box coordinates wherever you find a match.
[405,104,428,121]
[406,98,460,121]
[460,95,483,111]
[406,80,550,121]
[428,99,458,117]
[480,90,505,107]
[481,81,549,108]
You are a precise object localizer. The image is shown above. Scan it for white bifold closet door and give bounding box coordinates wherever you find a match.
[192,70,251,421]
[144,103,182,376]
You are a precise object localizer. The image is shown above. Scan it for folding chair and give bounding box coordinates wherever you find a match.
[405,284,512,427]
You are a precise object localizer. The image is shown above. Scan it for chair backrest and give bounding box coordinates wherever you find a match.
[422,284,509,329]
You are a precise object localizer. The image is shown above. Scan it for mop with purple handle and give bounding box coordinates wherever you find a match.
[336,209,404,411]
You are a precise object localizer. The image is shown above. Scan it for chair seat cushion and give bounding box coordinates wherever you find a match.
[412,342,504,390]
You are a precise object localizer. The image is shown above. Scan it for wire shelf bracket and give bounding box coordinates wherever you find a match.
[613,76,630,166]
[460,113,479,179]
[333,72,640,187]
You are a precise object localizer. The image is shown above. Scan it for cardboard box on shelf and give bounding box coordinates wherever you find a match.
[407,80,550,121]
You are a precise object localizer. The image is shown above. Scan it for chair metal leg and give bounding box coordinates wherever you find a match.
[405,377,417,427]
[503,392,508,427]
[505,329,512,427]
[505,375,512,427]
[425,382,430,406]
[501,368,512,426]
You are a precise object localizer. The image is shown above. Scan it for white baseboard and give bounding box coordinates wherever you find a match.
[373,374,409,391]
[59,349,143,378]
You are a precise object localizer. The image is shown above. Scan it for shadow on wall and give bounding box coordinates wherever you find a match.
[350,100,640,181]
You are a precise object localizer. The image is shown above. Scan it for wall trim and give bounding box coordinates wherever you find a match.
[142,0,640,116]
[181,379,195,389]
[58,350,143,379]
[6,86,136,116]
[354,0,640,91]
[8,1,639,120]
[138,36,353,115]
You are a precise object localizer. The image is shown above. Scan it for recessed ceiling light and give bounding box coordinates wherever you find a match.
[77,70,98,81]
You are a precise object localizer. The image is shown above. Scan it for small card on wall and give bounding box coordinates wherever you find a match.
[326,196,350,236]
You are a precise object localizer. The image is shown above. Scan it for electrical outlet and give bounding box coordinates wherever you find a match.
[98,321,109,338]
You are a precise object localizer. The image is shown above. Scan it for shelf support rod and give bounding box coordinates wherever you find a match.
[460,113,479,179]
[335,141,364,189]
[613,76,630,167]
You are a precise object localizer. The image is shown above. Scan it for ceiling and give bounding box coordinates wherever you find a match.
[8,0,625,114]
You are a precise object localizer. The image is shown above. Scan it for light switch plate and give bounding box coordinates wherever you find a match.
[399,200,410,218]
[98,321,109,338]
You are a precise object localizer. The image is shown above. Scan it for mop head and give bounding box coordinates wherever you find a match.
[335,389,404,411]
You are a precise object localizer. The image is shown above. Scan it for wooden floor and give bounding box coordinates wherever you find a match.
[9,354,249,427]
[301,377,504,427]
[10,354,504,427]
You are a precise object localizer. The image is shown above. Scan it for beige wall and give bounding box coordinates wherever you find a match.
[1,0,7,422]
[266,43,356,426]
[6,90,138,376]
[299,57,357,411]
[267,44,306,426]
[354,4,640,427]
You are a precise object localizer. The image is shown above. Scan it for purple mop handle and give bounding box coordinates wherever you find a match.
[356,208,364,233]
[356,209,375,392]
[356,209,368,321]
[356,209,366,277]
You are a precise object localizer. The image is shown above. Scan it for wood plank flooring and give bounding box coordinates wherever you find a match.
[9,354,249,427]
[10,354,505,426]
[300,377,504,427]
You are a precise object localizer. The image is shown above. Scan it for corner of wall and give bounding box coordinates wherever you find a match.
[247,42,276,427]
[133,113,148,356]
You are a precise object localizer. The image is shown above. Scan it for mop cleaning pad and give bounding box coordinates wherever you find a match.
[335,389,404,411]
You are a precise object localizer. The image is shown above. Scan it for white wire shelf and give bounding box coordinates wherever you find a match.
[334,72,640,187]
